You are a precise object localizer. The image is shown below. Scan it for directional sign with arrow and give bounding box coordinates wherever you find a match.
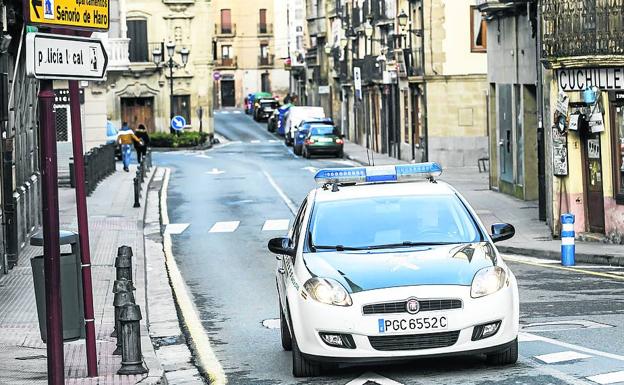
[26,33,108,80]
[29,0,109,31]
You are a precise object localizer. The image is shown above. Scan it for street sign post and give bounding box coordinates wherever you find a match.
[26,33,108,80]
[171,115,186,131]
[28,0,109,31]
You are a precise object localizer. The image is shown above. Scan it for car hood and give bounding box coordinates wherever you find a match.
[303,242,497,293]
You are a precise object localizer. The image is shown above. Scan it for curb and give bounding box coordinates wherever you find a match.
[498,245,624,267]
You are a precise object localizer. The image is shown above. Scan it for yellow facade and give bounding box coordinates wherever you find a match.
[105,0,214,134]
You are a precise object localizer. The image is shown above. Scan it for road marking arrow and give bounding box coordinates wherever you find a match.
[206,168,225,175]
[345,372,404,385]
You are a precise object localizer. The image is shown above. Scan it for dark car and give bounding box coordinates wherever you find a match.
[302,124,344,159]
[255,99,280,122]
[293,119,335,155]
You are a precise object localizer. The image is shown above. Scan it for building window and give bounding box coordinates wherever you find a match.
[470,6,487,53]
[221,9,232,34]
[173,95,191,125]
[261,73,271,93]
[127,19,148,62]
[259,9,267,34]
[614,105,624,203]
[221,45,233,66]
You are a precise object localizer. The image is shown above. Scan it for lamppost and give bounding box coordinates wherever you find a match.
[152,41,190,133]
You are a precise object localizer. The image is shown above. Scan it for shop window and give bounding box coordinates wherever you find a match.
[470,6,487,53]
[614,105,624,204]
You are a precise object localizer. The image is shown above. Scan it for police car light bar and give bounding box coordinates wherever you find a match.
[314,163,443,185]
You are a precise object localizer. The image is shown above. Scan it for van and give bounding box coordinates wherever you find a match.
[283,106,326,146]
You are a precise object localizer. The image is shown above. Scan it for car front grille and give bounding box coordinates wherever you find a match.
[362,299,462,315]
[368,330,460,351]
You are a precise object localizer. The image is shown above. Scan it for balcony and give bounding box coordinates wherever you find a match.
[215,24,236,38]
[214,57,237,69]
[542,0,624,67]
[104,38,130,71]
[475,0,516,13]
[258,55,275,68]
[307,18,327,37]
[258,23,273,36]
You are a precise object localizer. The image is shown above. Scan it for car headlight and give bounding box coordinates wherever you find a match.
[304,277,352,306]
[471,266,506,298]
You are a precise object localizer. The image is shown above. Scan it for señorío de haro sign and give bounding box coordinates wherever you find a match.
[28,0,109,31]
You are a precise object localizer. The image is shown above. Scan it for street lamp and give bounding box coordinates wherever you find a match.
[397,10,409,28]
[153,41,191,133]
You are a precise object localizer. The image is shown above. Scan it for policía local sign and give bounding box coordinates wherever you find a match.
[28,0,109,31]
[26,33,108,80]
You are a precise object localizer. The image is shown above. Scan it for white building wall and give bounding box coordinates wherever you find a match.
[441,0,487,76]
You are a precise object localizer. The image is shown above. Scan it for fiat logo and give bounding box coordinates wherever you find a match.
[406,298,420,314]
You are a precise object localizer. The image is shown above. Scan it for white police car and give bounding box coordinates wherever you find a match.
[268,163,519,377]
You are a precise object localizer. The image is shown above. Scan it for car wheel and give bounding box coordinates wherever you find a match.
[486,338,518,366]
[336,149,344,158]
[292,333,322,377]
[280,306,292,351]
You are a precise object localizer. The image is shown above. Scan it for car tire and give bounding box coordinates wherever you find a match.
[336,150,344,158]
[292,333,322,377]
[486,338,518,366]
[280,307,292,351]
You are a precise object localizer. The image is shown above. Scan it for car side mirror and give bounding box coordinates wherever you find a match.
[490,223,515,243]
[268,237,295,257]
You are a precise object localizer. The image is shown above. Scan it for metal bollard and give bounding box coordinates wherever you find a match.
[133,177,140,208]
[113,291,135,355]
[115,246,134,283]
[561,213,576,266]
[117,304,148,375]
[110,279,135,337]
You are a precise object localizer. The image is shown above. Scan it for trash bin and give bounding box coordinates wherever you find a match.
[30,230,85,342]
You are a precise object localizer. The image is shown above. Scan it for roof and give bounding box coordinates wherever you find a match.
[313,180,457,203]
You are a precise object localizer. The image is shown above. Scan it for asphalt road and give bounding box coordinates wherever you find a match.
[154,109,624,385]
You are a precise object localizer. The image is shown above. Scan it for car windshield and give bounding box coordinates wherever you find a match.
[310,125,336,136]
[309,194,481,250]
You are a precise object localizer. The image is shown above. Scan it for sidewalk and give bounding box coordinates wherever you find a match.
[344,141,624,266]
[0,163,163,384]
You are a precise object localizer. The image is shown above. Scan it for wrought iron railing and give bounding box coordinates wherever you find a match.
[215,24,237,37]
[70,143,116,196]
[542,0,624,59]
[214,57,238,69]
[258,55,275,68]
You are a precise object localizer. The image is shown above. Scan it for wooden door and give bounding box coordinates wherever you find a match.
[582,130,606,233]
[121,97,155,132]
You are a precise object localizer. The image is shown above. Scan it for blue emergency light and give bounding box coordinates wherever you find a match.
[314,163,443,185]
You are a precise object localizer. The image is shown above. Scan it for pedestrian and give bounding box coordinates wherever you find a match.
[117,122,142,172]
[134,124,150,164]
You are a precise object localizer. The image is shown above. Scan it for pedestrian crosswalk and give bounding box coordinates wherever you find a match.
[204,220,290,233]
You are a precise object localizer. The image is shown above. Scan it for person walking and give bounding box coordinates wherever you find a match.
[134,124,151,164]
[117,122,142,172]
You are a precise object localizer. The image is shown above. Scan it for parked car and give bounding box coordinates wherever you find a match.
[284,106,326,146]
[277,103,293,136]
[254,98,280,122]
[247,92,273,116]
[293,119,335,156]
[302,124,344,158]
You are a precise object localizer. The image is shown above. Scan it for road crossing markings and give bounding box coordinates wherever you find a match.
[206,168,226,175]
[165,223,190,235]
[262,219,290,231]
[587,371,624,385]
[209,221,240,233]
[345,372,404,385]
[262,170,298,216]
[523,332,624,362]
[535,351,592,364]
[518,332,542,342]
[196,154,212,159]
[233,111,242,114]
[268,140,280,143]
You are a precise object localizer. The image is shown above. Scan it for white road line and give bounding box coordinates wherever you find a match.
[206,168,225,175]
[345,372,404,385]
[196,154,213,159]
[221,111,230,114]
[523,332,624,362]
[209,221,240,233]
[587,371,624,384]
[262,219,290,231]
[504,254,560,264]
[534,351,592,364]
[269,140,280,143]
[518,332,542,342]
[165,223,190,235]
[262,170,298,216]
[233,111,242,114]
[251,140,261,143]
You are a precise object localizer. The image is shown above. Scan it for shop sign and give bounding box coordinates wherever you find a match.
[28,0,110,31]
[557,67,624,92]
[556,90,569,115]
[552,128,569,176]
[354,67,362,100]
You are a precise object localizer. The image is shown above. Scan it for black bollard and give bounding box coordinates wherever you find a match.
[117,304,148,375]
[133,177,140,208]
[112,291,135,355]
[110,279,135,338]
[115,246,133,283]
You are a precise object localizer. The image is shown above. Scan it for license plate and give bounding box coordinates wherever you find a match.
[319,137,333,143]
[377,316,448,334]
